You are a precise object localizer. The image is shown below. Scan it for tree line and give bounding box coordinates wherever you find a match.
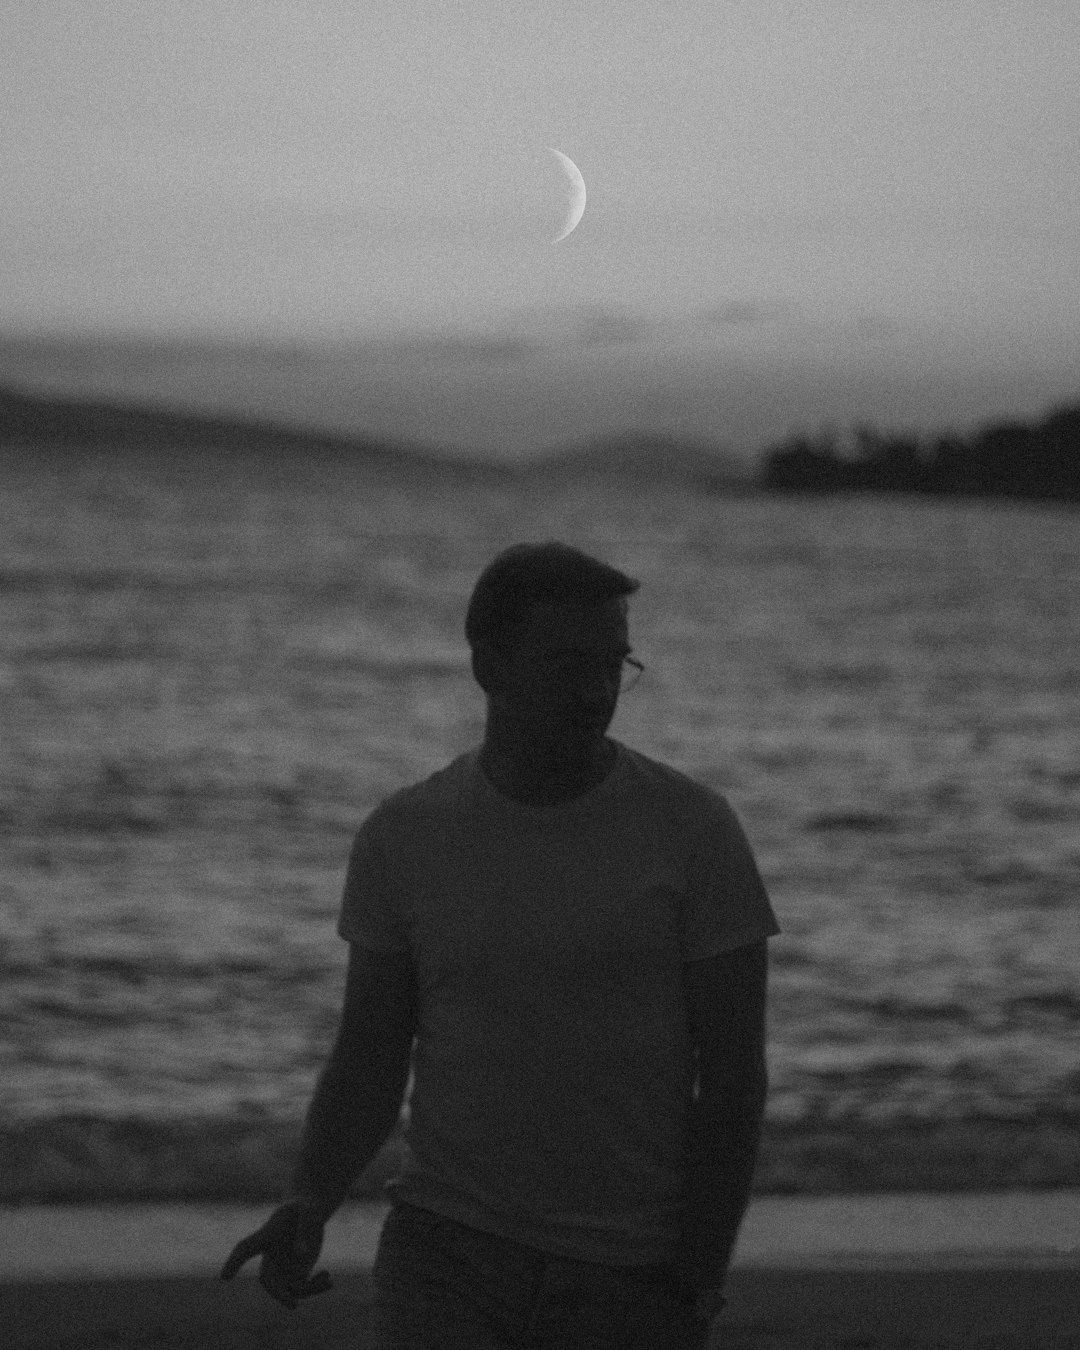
[760,402,1080,503]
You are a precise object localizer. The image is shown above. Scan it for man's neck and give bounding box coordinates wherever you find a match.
[480,737,615,805]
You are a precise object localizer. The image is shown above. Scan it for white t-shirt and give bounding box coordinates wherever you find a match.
[337,738,781,1265]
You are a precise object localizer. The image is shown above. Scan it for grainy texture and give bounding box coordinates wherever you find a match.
[3,1117,1080,1204]
[3,1268,1080,1350]
[2,450,1078,1196]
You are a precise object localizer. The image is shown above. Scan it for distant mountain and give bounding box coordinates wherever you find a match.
[3,331,1076,472]
[521,432,753,488]
[0,383,503,479]
[0,383,754,489]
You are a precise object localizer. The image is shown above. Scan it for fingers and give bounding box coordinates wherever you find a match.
[258,1265,333,1310]
[258,1263,297,1310]
[219,1234,261,1281]
[220,1209,289,1282]
[219,1204,330,1309]
[307,1269,334,1295]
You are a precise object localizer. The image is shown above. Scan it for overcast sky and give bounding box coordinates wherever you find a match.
[4,0,1078,379]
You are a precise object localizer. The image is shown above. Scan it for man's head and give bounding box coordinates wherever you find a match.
[466,542,640,762]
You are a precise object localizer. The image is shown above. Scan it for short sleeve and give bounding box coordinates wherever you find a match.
[336,808,411,953]
[681,793,781,960]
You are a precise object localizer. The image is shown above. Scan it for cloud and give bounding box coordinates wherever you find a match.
[574,305,656,347]
[389,299,802,365]
[502,302,770,350]
[370,333,535,365]
[691,301,793,327]
[569,301,799,347]
[498,303,649,346]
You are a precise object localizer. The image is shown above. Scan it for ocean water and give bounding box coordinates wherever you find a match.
[1,443,1078,1134]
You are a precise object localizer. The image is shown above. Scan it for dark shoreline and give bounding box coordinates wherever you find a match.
[5,379,1080,505]
[7,1268,1080,1350]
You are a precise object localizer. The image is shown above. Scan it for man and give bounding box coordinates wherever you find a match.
[222,540,780,1348]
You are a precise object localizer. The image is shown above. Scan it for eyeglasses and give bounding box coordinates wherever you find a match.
[620,657,644,692]
[546,655,645,693]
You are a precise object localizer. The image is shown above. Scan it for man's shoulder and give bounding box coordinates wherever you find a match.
[361,749,475,829]
[619,743,733,819]
[363,743,733,835]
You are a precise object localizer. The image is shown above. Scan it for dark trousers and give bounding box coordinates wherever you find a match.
[370,1200,711,1349]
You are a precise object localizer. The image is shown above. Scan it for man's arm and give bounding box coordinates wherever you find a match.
[289,943,417,1224]
[679,938,770,1296]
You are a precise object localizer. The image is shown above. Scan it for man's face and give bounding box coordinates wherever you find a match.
[490,599,631,752]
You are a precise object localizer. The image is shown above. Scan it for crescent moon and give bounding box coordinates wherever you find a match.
[548,147,586,243]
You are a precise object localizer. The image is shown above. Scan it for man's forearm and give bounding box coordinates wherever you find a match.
[678,1080,768,1293]
[288,1054,406,1224]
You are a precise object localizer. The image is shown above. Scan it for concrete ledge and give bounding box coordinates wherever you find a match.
[1,1191,1077,1282]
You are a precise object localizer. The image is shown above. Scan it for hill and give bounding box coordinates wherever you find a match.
[520,432,753,490]
[0,384,753,490]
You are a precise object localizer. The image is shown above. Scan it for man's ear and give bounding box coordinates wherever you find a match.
[472,645,501,696]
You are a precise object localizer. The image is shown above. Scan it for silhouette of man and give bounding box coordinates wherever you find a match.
[222,540,780,1348]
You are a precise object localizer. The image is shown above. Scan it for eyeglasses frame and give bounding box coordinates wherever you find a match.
[621,656,645,691]
[543,653,644,692]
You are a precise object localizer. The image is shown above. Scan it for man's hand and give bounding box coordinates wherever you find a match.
[219,1198,333,1310]
[693,1287,727,1323]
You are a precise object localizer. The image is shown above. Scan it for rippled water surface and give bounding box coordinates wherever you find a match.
[2,446,1078,1130]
